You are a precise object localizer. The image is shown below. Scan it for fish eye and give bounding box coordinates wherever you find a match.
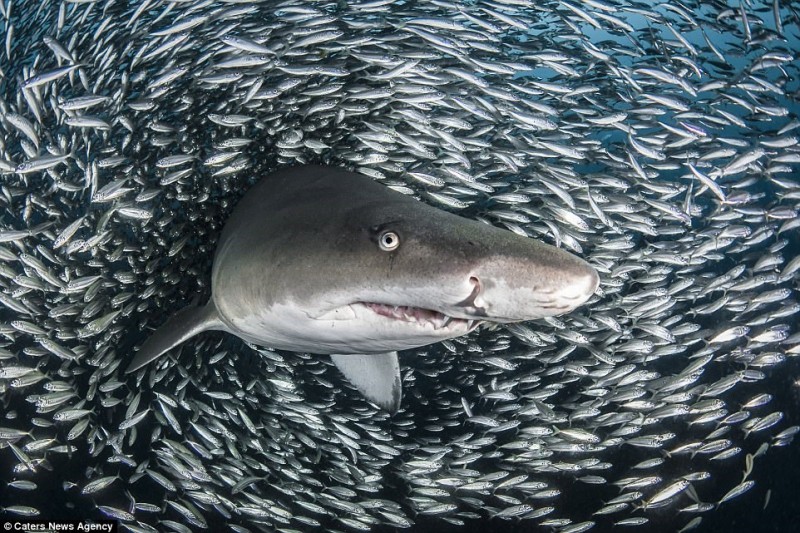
[378,231,400,251]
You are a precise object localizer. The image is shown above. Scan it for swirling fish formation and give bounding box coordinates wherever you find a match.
[0,1,798,532]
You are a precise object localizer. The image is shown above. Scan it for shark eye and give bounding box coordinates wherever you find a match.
[378,230,400,251]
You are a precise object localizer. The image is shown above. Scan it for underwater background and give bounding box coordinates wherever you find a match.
[0,1,799,532]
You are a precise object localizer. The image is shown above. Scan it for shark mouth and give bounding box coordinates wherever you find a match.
[361,302,482,331]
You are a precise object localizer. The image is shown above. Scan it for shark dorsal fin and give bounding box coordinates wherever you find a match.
[330,353,402,413]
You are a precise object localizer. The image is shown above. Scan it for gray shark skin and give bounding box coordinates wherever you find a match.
[125,165,599,412]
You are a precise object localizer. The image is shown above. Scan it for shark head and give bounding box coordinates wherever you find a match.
[306,200,598,349]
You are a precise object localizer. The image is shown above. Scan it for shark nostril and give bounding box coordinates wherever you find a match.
[469,276,483,299]
[456,276,483,308]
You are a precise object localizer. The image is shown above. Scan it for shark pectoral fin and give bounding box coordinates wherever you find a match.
[125,303,223,374]
[330,352,402,414]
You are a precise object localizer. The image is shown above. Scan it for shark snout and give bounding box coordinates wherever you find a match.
[450,250,599,322]
[557,264,600,304]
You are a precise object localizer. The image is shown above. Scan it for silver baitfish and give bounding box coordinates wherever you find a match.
[0,0,798,532]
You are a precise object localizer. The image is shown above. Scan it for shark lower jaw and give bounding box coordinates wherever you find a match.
[359,302,482,332]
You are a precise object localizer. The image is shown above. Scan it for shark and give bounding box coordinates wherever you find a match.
[125,165,599,412]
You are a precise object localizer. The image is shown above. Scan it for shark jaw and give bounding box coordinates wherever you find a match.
[360,302,483,332]
[314,301,483,337]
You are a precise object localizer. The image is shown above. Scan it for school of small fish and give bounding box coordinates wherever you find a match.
[0,0,798,532]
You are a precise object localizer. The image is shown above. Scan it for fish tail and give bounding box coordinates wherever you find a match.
[125,302,223,373]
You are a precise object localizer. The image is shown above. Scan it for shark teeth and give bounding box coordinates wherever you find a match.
[362,303,467,330]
